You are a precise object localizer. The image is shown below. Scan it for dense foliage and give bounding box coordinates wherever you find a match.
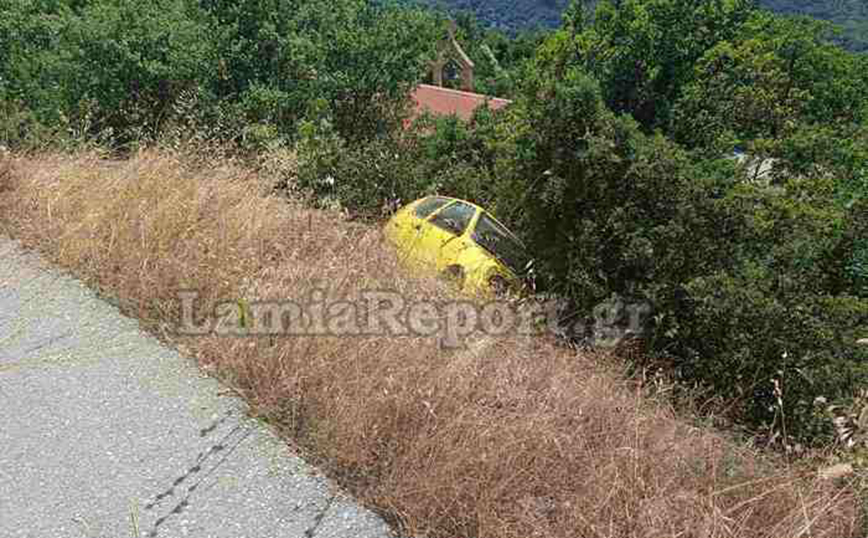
[0,0,441,147]
[762,0,868,52]
[419,0,571,33]
[1,0,866,445]
[466,59,866,442]
[483,0,868,442]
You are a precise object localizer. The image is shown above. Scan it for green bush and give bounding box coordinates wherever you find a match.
[295,117,432,219]
[851,245,868,298]
[0,0,440,149]
[845,199,868,299]
[60,0,213,145]
[415,111,502,206]
[0,0,74,128]
[294,109,504,220]
[494,67,742,309]
[685,268,868,443]
[199,0,440,142]
[0,95,58,150]
[678,180,868,441]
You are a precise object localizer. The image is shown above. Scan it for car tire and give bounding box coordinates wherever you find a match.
[442,265,465,290]
[489,275,509,297]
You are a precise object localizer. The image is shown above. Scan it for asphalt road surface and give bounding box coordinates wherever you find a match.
[0,237,394,538]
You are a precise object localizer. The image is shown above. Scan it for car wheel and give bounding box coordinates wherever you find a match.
[442,265,465,290]
[489,275,510,297]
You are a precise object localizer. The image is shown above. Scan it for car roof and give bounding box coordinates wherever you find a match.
[419,195,481,210]
[417,196,526,249]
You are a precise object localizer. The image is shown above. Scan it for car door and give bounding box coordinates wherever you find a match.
[423,200,478,273]
[395,196,451,270]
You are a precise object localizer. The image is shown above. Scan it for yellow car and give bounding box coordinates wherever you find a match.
[384,196,532,297]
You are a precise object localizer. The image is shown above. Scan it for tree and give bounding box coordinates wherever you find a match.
[200,0,440,141]
[0,0,75,127]
[556,0,758,131]
[671,11,868,149]
[61,0,214,141]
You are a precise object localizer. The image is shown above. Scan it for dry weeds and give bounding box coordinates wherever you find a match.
[0,149,862,538]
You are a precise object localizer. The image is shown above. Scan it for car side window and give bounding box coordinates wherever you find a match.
[472,213,529,274]
[429,201,476,236]
[413,197,450,219]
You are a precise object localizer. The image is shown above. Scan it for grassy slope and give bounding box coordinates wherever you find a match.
[0,148,861,537]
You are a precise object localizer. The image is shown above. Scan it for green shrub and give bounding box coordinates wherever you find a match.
[199,0,440,142]
[0,95,58,150]
[677,180,868,442]
[845,199,868,299]
[416,111,502,207]
[0,0,74,129]
[0,0,440,149]
[494,67,741,308]
[295,117,431,219]
[685,267,868,444]
[295,109,504,220]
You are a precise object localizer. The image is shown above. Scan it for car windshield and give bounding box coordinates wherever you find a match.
[413,196,451,219]
[471,213,530,275]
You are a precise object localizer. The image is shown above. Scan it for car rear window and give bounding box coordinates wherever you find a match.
[413,197,450,219]
[429,201,476,236]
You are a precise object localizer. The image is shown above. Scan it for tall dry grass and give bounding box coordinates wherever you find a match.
[0,148,862,538]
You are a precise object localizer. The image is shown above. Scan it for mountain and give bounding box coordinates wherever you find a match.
[760,0,868,52]
[416,0,868,52]
[419,0,570,31]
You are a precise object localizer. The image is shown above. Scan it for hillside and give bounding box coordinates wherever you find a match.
[2,0,867,534]
[3,0,867,470]
[420,0,570,31]
[0,146,861,538]
[761,0,868,51]
[419,0,868,51]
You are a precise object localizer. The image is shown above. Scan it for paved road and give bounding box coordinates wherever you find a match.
[0,237,393,538]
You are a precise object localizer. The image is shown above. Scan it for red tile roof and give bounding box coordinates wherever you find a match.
[409,84,511,122]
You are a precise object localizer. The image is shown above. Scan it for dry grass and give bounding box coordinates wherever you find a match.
[0,148,862,538]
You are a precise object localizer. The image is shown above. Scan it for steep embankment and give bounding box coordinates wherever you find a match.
[0,149,860,537]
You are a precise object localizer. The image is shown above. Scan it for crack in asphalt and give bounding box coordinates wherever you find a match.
[145,420,253,538]
[305,492,337,538]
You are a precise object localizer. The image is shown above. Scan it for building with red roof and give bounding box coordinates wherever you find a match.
[407,21,512,123]
[410,84,511,122]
